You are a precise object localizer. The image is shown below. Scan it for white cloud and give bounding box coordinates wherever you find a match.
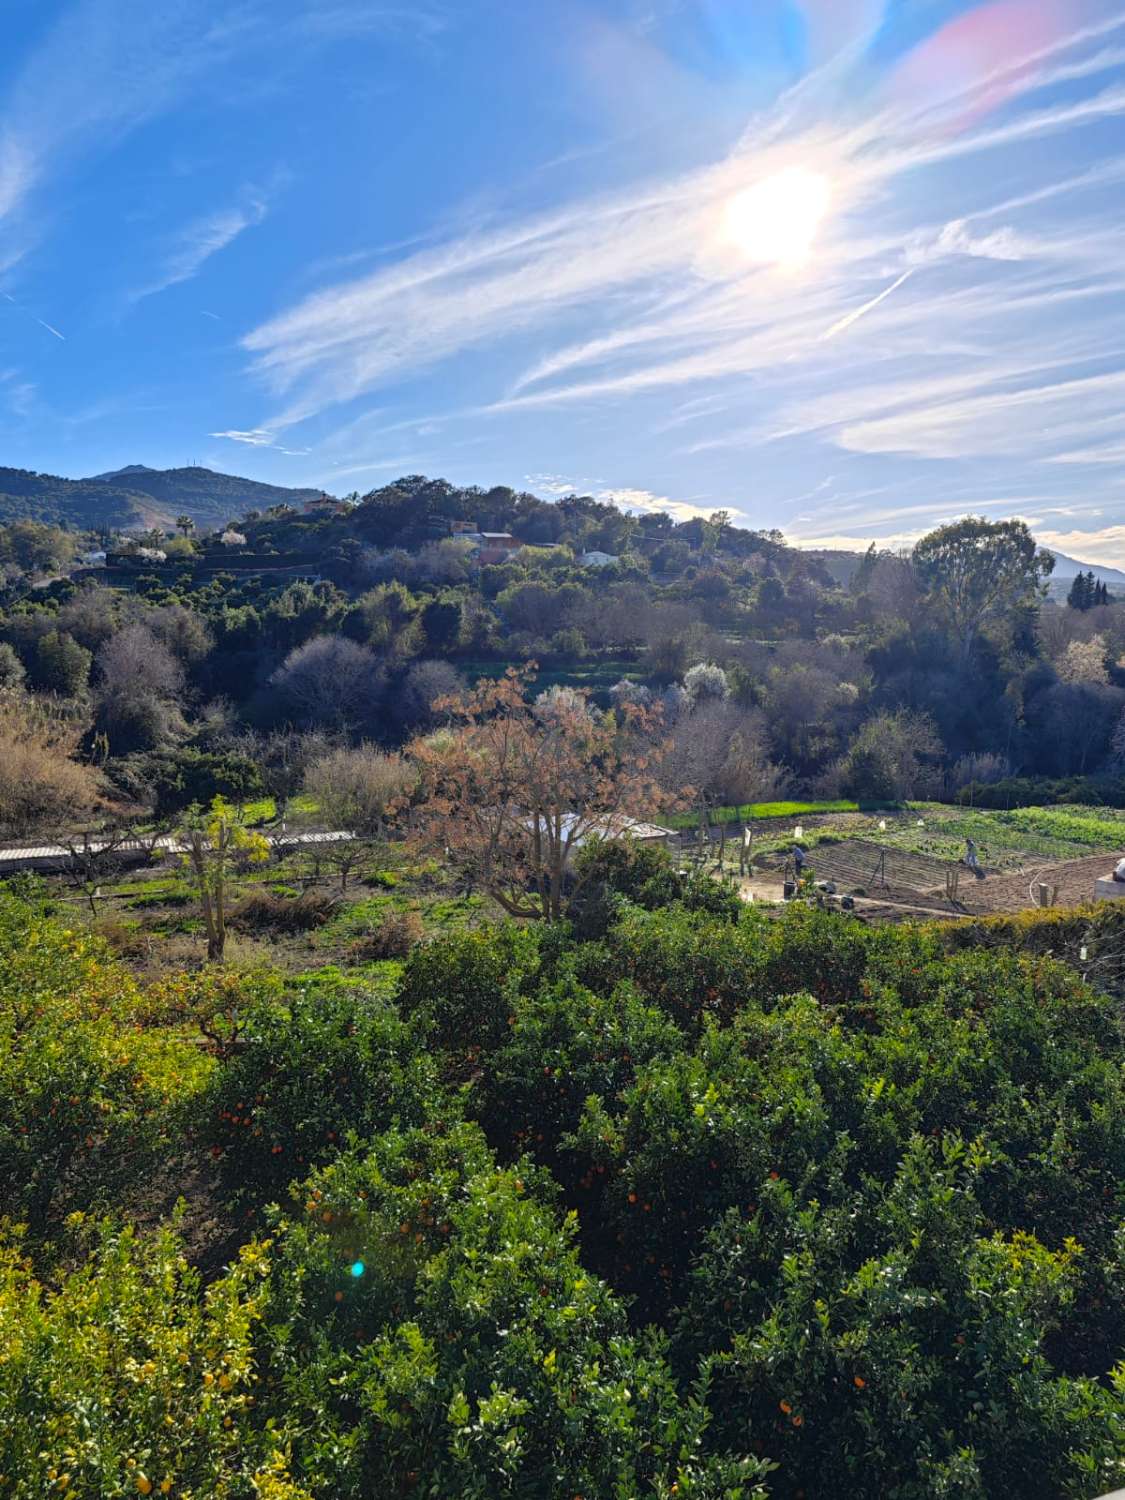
[236,2,1125,454]
[836,369,1125,460]
[601,486,739,524]
[210,428,276,446]
[905,219,1029,265]
[525,473,580,496]
[0,134,34,222]
[1033,526,1125,570]
[131,195,269,304]
[0,0,253,227]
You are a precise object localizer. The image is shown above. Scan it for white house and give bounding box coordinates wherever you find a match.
[579,550,619,568]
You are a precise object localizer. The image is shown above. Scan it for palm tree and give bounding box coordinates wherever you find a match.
[175,514,195,538]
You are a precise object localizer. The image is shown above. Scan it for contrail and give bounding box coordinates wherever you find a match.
[821,270,913,341]
[1,289,66,340]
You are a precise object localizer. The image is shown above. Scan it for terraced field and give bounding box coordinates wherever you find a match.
[739,803,1125,921]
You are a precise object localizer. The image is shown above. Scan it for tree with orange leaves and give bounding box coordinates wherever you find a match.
[405,666,680,922]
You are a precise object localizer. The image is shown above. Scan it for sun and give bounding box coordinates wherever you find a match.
[722,167,832,268]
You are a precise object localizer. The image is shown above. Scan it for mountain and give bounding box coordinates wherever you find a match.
[1042,548,1125,586]
[0,464,330,532]
[82,465,328,530]
[0,467,163,531]
[90,464,159,481]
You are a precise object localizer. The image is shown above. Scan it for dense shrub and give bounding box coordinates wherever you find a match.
[146,747,266,817]
[253,1123,768,1500]
[0,1221,310,1500]
[396,923,542,1053]
[679,1138,1125,1500]
[2,889,1125,1496]
[201,978,439,1201]
[954,773,1125,809]
[569,837,741,939]
[0,893,208,1230]
[468,973,682,1182]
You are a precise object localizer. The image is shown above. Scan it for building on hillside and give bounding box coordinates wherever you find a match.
[526,811,677,867]
[579,550,619,568]
[477,532,522,551]
[471,532,524,566]
[449,519,479,535]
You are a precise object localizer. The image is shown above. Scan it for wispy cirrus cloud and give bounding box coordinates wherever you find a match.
[0,0,254,229]
[129,193,270,304]
[209,425,311,459]
[0,0,444,263]
[295,4,448,42]
[239,0,1125,468]
[211,428,276,446]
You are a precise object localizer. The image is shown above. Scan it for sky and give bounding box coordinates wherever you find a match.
[3,1,1125,564]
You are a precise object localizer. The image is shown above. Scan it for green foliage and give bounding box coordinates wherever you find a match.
[255,1122,755,1499]
[0,1221,310,1499]
[0,894,208,1231]
[467,972,683,1183]
[200,977,439,1201]
[955,775,1125,810]
[570,837,741,938]
[666,799,861,830]
[396,923,543,1053]
[2,879,1125,1497]
[145,748,265,817]
[33,629,92,696]
[683,1139,1123,1499]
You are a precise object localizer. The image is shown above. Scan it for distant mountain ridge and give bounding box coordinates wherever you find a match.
[1042,548,1125,586]
[0,464,330,532]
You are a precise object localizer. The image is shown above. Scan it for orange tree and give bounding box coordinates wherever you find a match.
[405,667,680,922]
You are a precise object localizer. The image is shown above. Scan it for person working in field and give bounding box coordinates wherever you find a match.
[964,837,982,876]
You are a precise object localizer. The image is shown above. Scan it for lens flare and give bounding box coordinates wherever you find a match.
[350,1260,366,1278]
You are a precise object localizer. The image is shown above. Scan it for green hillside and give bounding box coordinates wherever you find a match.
[0,467,158,530]
[88,465,328,529]
[0,464,330,533]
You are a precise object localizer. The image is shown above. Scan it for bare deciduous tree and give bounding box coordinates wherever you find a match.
[406,666,678,921]
[270,635,384,732]
[303,745,415,836]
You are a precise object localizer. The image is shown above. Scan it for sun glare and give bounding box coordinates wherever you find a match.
[723,167,832,267]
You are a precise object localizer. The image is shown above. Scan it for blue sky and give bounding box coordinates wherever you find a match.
[3,1,1125,563]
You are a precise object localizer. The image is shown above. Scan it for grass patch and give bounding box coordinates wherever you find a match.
[667,799,864,830]
[238,796,278,825]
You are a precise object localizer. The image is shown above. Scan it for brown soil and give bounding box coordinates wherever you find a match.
[751,839,1125,925]
[953,853,1123,915]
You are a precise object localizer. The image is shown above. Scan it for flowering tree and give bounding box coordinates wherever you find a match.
[406,666,679,921]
